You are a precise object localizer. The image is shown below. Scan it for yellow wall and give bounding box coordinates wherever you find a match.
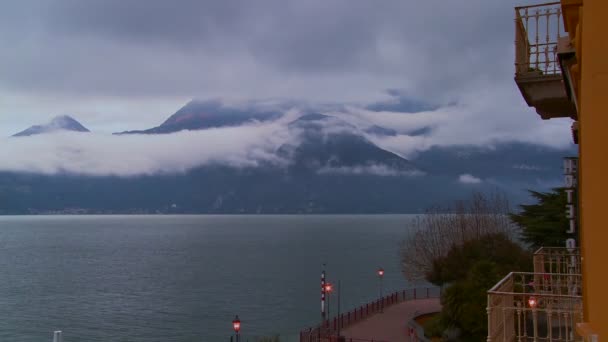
[578,0,608,337]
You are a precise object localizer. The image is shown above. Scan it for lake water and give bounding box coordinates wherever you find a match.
[0,215,419,341]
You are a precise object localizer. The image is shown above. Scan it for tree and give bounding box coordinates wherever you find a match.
[400,191,514,281]
[428,234,532,340]
[510,188,570,249]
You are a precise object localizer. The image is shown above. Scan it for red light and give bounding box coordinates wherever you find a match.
[377,268,384,277]
[232,315,241,332]
[528,296,537,308]
[325,283,333,293]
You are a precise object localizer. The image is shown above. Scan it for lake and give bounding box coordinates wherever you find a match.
[0,215,419,341]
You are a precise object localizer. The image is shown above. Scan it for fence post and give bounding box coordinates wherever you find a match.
[427,287,430,298]
[53,331,63,342]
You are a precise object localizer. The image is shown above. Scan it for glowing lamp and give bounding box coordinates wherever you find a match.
[377,268,385,277]
[528,296,538,308]
[232,315,241,333]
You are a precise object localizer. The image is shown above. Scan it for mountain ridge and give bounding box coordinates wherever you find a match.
[13,115,90,137]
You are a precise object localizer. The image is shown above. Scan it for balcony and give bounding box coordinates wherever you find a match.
[514,2,577,120]
[533,247,581,275]
[487,272,583,341]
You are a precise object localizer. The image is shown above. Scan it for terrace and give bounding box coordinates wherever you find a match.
[514,2,577,119]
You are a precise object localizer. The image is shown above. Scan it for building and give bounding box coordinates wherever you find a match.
[487,1,606,341]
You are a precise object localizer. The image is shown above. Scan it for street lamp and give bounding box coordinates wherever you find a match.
[232,315,241,342]
[377,267,384,313]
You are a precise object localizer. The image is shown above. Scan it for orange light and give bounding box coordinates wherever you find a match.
[528,296,537,308]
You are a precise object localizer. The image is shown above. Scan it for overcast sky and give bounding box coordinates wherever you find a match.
[0,0,573,174]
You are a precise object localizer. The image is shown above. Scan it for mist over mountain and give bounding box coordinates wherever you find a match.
[0,100,576,214]
[12,115,90,137]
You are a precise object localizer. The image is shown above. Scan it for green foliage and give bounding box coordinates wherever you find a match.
[427,234,532,286]
[427,234,532,340]
[510,188,571,249]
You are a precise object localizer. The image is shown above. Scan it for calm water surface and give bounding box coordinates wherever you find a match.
[0,215,418,341]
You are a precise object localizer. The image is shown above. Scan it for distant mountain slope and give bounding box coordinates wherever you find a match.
[13,115,90,137]
[115,100,282,134]
[0,102,577,214]
[411,142,576,183]
[279,113,418,174]
[0,139,574,214]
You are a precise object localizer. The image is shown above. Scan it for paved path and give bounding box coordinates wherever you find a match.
[341,298,441,342]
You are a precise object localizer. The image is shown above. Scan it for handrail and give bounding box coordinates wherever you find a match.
[299,287,440,342]
[488,271,582,293]
[515,2,560,10]
[514,2,564,76]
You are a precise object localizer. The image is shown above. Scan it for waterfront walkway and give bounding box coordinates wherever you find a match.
[341,298,440,342]
[300,288,441,342]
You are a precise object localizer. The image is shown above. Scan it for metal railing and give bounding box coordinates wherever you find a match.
[515,2,565,76]
[533,247,581,275]
[300,287,440,342]
[487,272,583,341]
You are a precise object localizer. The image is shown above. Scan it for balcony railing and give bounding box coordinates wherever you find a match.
[533,247,581,275]
[487,272,583,341]
[515,2,565,76]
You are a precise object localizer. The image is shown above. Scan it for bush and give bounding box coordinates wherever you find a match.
[430,234,532,340]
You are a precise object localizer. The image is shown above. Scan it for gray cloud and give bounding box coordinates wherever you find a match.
[0,0,572,149]
[459,174,482,184]
[0,121,290,176]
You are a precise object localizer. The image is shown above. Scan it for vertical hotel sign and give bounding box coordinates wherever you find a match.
[564,157,578,251]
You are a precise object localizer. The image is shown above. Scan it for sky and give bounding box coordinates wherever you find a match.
[0,0,575,175]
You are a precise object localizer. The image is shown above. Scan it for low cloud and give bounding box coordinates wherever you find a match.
[458,173,482,184]
[0,121,290,176]
[317,164,424,177]
[0,100,576,177]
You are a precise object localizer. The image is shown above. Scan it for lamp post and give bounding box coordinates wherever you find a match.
[232,315,241,342]
[337,280,342,337]
[377,267,384,313]
[325,283,333,319]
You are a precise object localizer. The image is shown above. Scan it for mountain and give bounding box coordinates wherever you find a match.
[278,113,418,175]
[364,125,398,136]
[0,103,577,214]
[13,115,90,137]
[0,140,574,215]
[115,100,282,135]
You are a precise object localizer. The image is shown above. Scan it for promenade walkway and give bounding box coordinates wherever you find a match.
[341,298,440,342]
[300,288,441,342]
